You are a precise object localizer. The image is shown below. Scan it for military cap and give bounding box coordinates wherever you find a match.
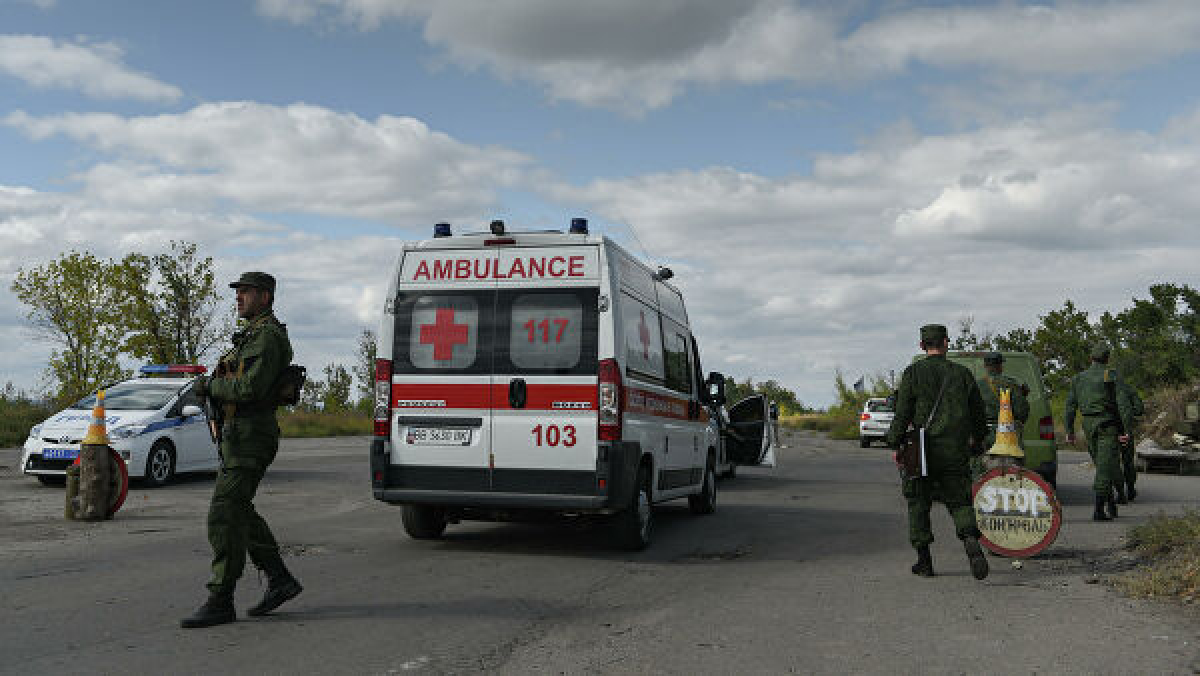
[983,352,1004,365]
[919,324,948,343]
[229,271,276,293]
[1090,341,1112,360]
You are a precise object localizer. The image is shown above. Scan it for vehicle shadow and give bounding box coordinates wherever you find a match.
[271,596,580,623]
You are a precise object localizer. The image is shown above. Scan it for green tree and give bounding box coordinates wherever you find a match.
[1098,284,1200,390]
[117,241,228,365]
[321,363,352,412]
[951,316,995,351]
[11,251,128,404]
[353,328,378,407]
[720,377,808,413]
[1030,299,1098,394]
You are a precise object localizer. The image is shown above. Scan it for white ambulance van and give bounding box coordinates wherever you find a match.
[370,219,771,550]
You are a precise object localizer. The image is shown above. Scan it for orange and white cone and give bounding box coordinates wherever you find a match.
[81,390,110,445]
[987,388,1024,459]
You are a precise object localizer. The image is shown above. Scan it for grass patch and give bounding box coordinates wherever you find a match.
[1115,510,1200,601]
[782,413,861,440]
[0,399,53,448]
[278,410,371,438]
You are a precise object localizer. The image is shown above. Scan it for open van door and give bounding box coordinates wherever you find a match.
[725,395,771,465]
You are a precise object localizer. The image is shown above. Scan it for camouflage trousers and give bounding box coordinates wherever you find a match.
[1083,419,1122,497]
[902,472,980,549]
[206,465,284,594]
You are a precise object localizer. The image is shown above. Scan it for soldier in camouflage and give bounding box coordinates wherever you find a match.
[977,352,1030,451]
[182,272,302,628]
[1064,342,1134,522]
[887,324,990,580]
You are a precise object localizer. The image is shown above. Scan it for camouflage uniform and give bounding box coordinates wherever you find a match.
[182,272,300,629]
[1116,382,1144,502]
[206,306,292,593]
[887,325,989,576]
[1064,343,1134,520]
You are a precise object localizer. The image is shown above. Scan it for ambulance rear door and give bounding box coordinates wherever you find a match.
[390,248,497,492]
[726,394,771,465]
[489,246,602,495]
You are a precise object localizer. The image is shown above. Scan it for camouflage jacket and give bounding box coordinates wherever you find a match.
[209,311,293,467]
[1064,363,1134,434]
[886,354,988,473]
[977,373,1030,425]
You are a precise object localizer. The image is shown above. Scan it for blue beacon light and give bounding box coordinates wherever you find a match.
[433,222,452,238]
[569,218,588,234]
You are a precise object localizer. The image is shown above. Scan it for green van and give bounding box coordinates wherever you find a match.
[912,351,1059,486]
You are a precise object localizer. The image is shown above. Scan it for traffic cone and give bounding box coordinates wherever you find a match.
[81,390,110,445]
[77,390,112,521]
[987,388,1024,459]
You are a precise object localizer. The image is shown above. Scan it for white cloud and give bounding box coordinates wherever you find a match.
[256,0,1200,112]
[4,102,531,223]
[5,101,1200,406]
[0,35,181,103]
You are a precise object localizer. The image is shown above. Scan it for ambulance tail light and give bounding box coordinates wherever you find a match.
[860,413,870,421]
[598,358,623,441]
[1039,416,1055,441]
[374,358,393,437]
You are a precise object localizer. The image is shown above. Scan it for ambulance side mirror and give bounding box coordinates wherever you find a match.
[706,372,727,406]
[181,405,203,418]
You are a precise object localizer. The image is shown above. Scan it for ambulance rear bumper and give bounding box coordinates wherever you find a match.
[371,439,642,513]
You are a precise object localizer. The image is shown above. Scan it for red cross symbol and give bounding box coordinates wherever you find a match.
[419,308,469,361]
[638,310,652,359]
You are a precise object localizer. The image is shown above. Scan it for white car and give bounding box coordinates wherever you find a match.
[859,397,895,448]
[20,365,218,487]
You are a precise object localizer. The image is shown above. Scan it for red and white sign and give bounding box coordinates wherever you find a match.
[402,247,600,283]
[972,467,1062,558]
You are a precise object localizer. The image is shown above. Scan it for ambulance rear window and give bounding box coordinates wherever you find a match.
[507,293,584,370]
[393,293,491,374]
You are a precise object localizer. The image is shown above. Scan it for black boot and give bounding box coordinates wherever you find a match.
[1115,486,1128,505]
[181,592,235,629]
[1128,485,1137,502]
[247,567,303,617]
[963,537,990,580]
[1093,495,1111,521]
[911,546,934,577]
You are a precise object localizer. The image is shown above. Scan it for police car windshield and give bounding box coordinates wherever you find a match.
[70,383,182,411]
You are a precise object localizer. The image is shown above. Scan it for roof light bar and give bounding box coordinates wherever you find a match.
[569,217,588,234]
[433,222,452,238]
[140,364,207,375]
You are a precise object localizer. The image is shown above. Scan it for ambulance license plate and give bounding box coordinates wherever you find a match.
[407,427,472,446]
[42,447,78,460]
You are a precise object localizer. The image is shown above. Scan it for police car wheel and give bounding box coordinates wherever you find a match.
[613,466,653,551]
[688,459,717,515]
[37,475,65,486]
[860,437,871,448]
[402,505,447,540]
[143,441,176,488]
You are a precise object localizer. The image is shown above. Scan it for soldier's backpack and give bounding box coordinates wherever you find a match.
[275,364,307,406]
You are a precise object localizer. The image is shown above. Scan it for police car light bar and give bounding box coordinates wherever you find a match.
[140,364,207,375]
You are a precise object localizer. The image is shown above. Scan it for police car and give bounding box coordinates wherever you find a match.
[21,365,218,487]
[369,218,771,550]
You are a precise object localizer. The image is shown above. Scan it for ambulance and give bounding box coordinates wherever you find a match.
[370,219,771,549]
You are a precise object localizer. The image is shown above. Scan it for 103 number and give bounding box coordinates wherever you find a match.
[531,424,577,447]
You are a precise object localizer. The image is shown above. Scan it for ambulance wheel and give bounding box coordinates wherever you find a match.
[613,466,652,551]
[402,505,447,540]
[721,463,737,479]
[37,475,65,486]
[688,460,717,515]
[143,440,175,488]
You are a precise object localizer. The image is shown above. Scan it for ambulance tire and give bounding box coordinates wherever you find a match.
[688,459,717,515]
[613,465,653,551]
[402,505,447,540]
[721,463,736,479]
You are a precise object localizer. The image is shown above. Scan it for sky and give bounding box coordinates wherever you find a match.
[2,0,1199,408]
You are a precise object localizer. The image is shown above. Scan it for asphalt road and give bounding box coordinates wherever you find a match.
[2,431,1199,675]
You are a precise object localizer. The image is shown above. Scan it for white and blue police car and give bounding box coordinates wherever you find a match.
[20,365,219,487]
